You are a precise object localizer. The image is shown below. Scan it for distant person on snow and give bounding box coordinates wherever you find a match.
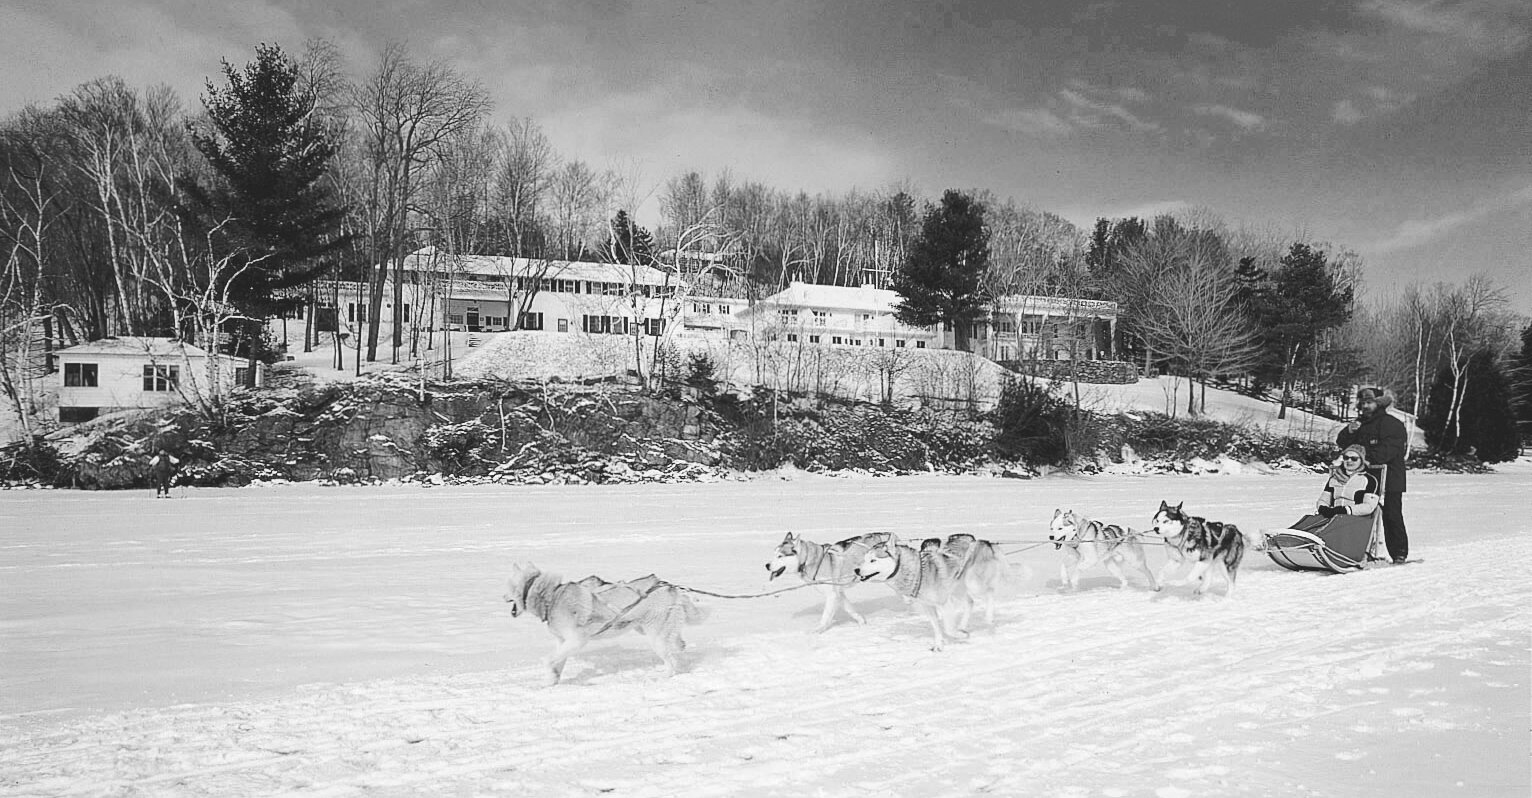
[1336,386,1409,563]
[149,449,181,498]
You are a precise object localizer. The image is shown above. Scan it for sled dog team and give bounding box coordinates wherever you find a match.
[505,500,1245,684]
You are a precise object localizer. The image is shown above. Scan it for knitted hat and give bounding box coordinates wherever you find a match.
[1339,444,1369,467]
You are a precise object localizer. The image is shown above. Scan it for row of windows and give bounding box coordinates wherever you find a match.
[65,363,254,392]
[451,275,674,298]
[65,363,179,391]
[582,316,667,336]
[775,334,927,349]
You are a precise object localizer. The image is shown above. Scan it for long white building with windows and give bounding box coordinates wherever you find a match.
[307,247,682,341]
[708,281,1117,363]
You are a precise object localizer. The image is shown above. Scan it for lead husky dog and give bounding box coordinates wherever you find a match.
[1149,501,1245,597]
[854,535,972,651]
[1048,509,1158,591]
[765,531,890,632]
[504,562,705,685]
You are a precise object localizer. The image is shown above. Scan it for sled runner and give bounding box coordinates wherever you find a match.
[1263,467,1386,574]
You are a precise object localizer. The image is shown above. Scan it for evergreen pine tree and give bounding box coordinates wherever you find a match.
[180,43,349,377]
[1512,324,1532,448]
[891,190,991,351]
[1421,350,1520,462]
[605,210,654,265]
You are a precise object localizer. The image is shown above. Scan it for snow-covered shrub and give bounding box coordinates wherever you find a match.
[421,419,497,475]
[989,376,1073,466]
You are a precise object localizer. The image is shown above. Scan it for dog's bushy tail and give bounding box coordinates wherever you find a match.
[1221,524,1247,580]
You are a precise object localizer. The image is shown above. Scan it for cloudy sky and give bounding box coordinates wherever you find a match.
[2,0,1528,310]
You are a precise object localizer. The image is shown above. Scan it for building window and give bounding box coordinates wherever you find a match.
[812,310,828,326]
[832,336,843,345]
[582,315,627,334]
[143,364,179,392]
[896,339,906,348]
[809,335,821,344]
[693,302,711,314]
[916,340,926,349]
[347,303,368,324]
[447,313,465,326]
[64,363,98,387]
[877,338,886,347]
[1021,321,1043,335]
[519,311,544,331]
[234,367,251,387]
[778,309,799,324]
[644,318,666,336]
[557,318,569,333]
[59,406,99,423]
[716,304,728,315]
[786,333,799,342]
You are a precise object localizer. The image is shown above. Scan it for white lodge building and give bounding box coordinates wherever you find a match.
[719,281,1118,362]
[315,247,680,339]
[54,337,258,423]
[728,282,939,349]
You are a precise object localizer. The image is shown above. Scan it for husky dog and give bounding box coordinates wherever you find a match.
[1149,501,1246,597]
[504,562,705,685]
[853,535,971,651]
[765,531,890,632]
[938,533,1014,632]
[1048,509,1158,591]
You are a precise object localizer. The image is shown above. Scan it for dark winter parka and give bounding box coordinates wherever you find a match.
[1336,389,1408,493]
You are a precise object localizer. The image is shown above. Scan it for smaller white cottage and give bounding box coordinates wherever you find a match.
[54,337,259,423]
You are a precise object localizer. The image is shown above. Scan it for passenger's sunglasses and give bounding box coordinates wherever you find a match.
[1341,455,1361,462]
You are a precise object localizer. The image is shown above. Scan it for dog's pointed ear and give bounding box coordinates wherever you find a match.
[1174,502,1183,512]
[780,531,795,544]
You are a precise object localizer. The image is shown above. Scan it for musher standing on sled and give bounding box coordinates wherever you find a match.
[1336,386,1409,563]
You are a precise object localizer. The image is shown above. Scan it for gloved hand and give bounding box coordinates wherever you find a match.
[1317,505,1340,518]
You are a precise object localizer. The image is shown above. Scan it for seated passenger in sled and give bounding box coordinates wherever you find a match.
[1265,444,1384,573]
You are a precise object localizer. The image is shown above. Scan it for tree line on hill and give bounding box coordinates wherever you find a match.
[0,41,1526,459]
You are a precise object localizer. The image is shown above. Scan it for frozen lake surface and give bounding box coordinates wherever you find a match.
[2,470,1527,796]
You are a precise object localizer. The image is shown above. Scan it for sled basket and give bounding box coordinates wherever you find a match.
[1264,466,1386,574]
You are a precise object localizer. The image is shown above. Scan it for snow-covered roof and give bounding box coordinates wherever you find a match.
[750,281,900,314]
[402,247,675,287]
[55,337,214,359]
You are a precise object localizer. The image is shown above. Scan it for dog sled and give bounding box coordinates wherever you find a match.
[1263,467,1386,574]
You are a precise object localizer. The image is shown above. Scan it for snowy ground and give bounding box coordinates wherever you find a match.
[1,469,1528,797]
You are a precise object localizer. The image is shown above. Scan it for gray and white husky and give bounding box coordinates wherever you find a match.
[765,531,890,632]
[1149,501,1246,597]
[1048,509,1159,591]
[853,535,974,651]
[504,562,706,685]
[933,533,1015,631]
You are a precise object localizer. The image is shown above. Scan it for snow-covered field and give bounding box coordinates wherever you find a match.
[2,469,1528,797]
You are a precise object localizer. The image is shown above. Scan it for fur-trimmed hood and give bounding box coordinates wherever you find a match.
[1356,386,1395,410]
